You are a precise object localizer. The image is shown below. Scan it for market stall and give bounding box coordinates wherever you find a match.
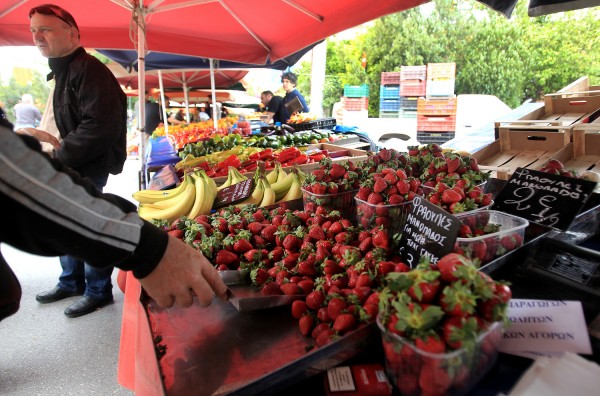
[114,76,600,395]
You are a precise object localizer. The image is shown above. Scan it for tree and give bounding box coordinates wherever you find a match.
[1,70,50,124]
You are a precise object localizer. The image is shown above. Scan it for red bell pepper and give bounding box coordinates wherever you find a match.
[214,154,241,173]
[276,147,301,163]
[283,154,309,166]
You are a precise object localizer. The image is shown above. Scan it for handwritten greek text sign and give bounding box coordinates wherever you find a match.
[492,167,596,230]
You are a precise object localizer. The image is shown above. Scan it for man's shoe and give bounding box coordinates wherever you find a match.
[36,286,84,304]
[64,296,114,318]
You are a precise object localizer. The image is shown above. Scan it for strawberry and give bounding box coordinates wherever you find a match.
[251,268,270,286]
[367,192,384,205]
[260,282,282,296]
[214,249,239,268]
[291,300,308,319]
[315,328,335,346]
[441,189,462,205]
[297,279,315,295]
[333,313,357,334]
[233,238,253,253]
[327,297,347,320]
[298,314,315,336]
[442,316,479,350]
[446,156,461,174]
[307,225,325,241]
[246,221,264,235]
[373,178,388,194]
[500,234,520,251]
[372,229,390,250]
[282,234,301,251]
[311,322,331,339]
[419,362,451,396]
[440,282,478,317]
[414,334,446,354]
[494,283,512,303]
[306,290,326,310]
[329,163,347,179]
[437,253,471,283]
[280,282,301,296]
[545,159,564,171]
[167,229,184,239]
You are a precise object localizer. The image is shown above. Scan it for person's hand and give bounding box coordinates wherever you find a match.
[138,235,229,308]
[16,127,61,150]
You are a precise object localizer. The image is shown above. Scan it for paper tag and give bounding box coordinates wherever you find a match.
[327,367,356,392]
[499,299,592,356]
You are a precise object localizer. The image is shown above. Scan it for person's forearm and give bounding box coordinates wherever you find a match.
[0,128,167,274]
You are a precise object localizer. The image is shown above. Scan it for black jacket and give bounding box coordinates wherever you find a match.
[50,47,127,177]
[0,126,168,321]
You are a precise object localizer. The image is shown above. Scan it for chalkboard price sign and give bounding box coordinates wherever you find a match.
[399,195,461,268]
[213,179,253,209]
[492,167,596,230]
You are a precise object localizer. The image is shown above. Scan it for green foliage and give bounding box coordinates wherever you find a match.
[0,71,51,124]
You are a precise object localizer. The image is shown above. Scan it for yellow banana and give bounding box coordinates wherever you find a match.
[271,172,294,201]
[259,177,276,207]
[202,170,218,213]
[230,167,248,185]
[132,176,189,204]
[266,162,280,184]
[276,172,303,203]
[187,172,207,219]
[138,175,196,222]
[216,167,234,191]
[235,177,265,207]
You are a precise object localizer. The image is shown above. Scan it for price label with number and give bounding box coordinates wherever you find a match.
[492,167,596,230]
[398,196,461,267]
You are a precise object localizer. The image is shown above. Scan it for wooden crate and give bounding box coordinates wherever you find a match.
[549,124,600,175]
[212,143,368,185]
[472,129,569,180]
[544,76,600,112]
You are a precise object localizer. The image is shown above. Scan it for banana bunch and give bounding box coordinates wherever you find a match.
[217,166,249,191]
[264,162,308,202]
[275,168,304,203]
[135,170,217,222]
[234,175,276,208]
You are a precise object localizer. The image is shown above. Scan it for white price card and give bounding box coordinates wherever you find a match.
[499,299,592,356]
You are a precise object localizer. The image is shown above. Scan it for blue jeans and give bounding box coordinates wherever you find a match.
[57,174,113,300]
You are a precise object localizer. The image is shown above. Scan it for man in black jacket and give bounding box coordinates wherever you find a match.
[0,121,228,323]
[26,4,128,317]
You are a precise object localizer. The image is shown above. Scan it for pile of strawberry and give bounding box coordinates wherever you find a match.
[454,211,524,266]
[355,167,423,231]
[302,158,363,219]
[425,179,493,214]
[378,253,510,395]
[358,148,413,176]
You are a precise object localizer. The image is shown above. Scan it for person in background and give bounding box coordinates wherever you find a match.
[260,90,284,124]
[168,108,185,125]
[13,93,42,130]
[27,4,128,318]
[280,72,309,123]
[135,94,162,157]
[198,103,210,121]
[0,119,228,324]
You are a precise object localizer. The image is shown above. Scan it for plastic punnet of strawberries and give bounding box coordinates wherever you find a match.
[302,157,363,219]
[355,167,424,234]
[377,253,510,396]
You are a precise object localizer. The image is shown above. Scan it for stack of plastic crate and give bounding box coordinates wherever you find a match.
[426,62,455,98]
[342,84,369,123]
[379,72,401,118]
[416,96,457,144]
[399,65,426,119]
[416,63,457,144]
